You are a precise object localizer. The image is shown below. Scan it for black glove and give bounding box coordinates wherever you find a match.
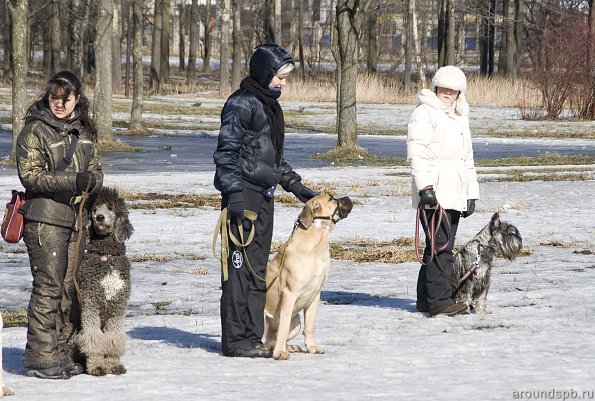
[418,187,437,207]
[75,172,96,192]
[290,182,318,203]
[227,200,245,220]
[462,199,476,218]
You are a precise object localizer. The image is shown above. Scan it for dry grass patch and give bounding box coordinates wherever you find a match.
[468,76,539,108]
[117,189,220,210]
[176,253,206,261]
[2,309,28,327]
[540,240,577,248]
[331,244,418,264]
[348,180,381,191]
[383,186,412,197]
[484,128,595,140]
[113,101,221,118]
[476,153,595,167]
[330,235,419,264]
[192,268,210,275]
[97,139,139,153]
[281,73,535,107]
[313,145,409,167]
[479,172,592,183]
[0,245,27,254]
[130,253,175,263]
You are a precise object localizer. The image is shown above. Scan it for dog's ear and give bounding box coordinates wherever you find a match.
[299,200,318,229]
[490,212,501,232]
[114,217,134,242]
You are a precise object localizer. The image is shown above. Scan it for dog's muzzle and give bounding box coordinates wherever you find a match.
[337,196,353,219]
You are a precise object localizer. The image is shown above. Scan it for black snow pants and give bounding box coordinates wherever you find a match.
[22,221,85,369]
[416,208,460,315]
[220,188,274,354]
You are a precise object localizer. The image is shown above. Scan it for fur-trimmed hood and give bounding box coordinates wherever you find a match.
[417,88,469,117]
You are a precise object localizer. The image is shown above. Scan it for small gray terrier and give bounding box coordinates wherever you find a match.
[75,187,133,376]
[453,212,522,314]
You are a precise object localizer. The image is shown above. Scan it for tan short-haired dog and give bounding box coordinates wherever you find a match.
[264,194,353,360]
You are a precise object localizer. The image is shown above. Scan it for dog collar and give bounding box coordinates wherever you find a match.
[312,219,334,231]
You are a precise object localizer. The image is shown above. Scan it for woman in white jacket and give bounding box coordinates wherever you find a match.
[407,65,480,317]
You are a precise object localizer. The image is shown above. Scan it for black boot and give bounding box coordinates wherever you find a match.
[26,365,72,380]
[224,343,272,358]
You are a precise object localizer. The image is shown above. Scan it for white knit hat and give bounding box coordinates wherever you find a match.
[431,65,467,93]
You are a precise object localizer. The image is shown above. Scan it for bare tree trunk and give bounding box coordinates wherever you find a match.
[203,0,211,70]
[179,2,185,71]
[49,0,62,76]
[333,0,370,149]
[367,5,377,73]
[411,0,425,88]
[263,0,275,43]
[129,0,145,133]
[505,0,517,78]
[112,0,122,91]
[187,0,198,84]
[274,0,281,45]
[438,0,446,66]
[150,0,162,91]
[6,0,28,160]
[231,0,242,88]
[488,0,496,75]
[514,0,524,76]
[3,1,13,81]
[403,0,412,92]
[83,0,93,75]
[42,18,50,74]
[220,0,231,96]
[446,0,455,65]
[94,0,114,143]
[480,0,489,75]
[298,0,305,80]
[480,0,496,76]
[69,0,85,80]
[125,3,131,96]
[161,0,170,84]
[439,0,455,67]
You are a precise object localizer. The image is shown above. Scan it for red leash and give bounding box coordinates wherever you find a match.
[414,202,451,265]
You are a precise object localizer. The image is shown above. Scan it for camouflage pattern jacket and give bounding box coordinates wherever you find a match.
[16,103,103,229]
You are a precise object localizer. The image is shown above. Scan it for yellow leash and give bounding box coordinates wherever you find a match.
[213,207,262,282]
[73,185,91,307]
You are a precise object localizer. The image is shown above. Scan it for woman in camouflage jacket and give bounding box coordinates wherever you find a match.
[16,71,103,379]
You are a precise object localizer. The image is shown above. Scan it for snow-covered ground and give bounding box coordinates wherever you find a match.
[1,161,594,400]
[1,85,594,399]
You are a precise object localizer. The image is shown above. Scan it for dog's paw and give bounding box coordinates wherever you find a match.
[273,348,290,360]
[109,364,127,375]
[287,344,303,353]
[3,385,14,396]
[88,366,108,376]
[306,344,325,354]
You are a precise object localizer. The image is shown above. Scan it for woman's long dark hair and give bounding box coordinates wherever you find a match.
[28,70,97,140]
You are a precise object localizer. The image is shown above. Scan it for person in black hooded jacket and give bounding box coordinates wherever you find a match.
[213,44,317,358]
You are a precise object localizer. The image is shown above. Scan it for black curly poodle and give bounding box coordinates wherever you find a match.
[74,186,133,376]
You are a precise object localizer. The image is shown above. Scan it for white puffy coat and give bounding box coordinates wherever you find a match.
[407,89,479,211]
